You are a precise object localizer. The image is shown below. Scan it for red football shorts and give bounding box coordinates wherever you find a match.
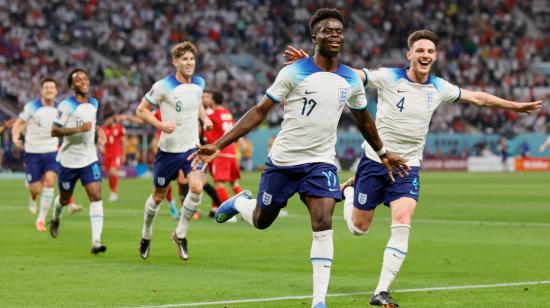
[209,156,240,182]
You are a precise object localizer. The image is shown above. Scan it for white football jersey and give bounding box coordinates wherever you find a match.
[144,75,205,153]
[18,99,59,153]
[53,96,99,168]
[266,57,367,166]
[362,68,460,166]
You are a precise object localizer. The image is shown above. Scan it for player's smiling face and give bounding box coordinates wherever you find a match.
[40,81,58,101]
[407,39,437,76]
[71,71,90,96]
[313,18,344,58]
[173,51,196,79]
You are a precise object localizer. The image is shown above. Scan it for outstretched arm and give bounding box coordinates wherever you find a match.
[214,96,275,149]
[540,136,550,152]
[190,96,276,169]
[351,109,410,181]
[458,89,542,113]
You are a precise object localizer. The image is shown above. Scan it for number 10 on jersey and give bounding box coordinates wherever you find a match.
[301,97,317,116]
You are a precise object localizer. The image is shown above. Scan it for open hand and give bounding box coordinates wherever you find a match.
[515,100,542,113]
[188,143,220,171]
[380,152,411,182]
[283,45,309,64]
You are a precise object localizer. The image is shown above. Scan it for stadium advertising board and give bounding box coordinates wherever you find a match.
[515,158,550,171]
[422,158,468,171]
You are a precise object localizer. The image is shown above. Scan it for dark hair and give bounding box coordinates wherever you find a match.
[407,30,439,49]
[309,8,345,35]
[67,68,88,87]
[171,41,197,59]
[40,77,58,88]
[212,91,223,105]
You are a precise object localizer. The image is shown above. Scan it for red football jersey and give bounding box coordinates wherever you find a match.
[103,123,125,156]
[204,107,235,155]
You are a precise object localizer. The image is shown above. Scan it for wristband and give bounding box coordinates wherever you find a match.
[375,146,387,156]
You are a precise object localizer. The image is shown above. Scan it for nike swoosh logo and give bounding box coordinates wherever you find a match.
[397,89,407,93]
[409,190,419,195]
[305,90,318,95]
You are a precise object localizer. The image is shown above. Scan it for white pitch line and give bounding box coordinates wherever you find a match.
[126,280,550,308]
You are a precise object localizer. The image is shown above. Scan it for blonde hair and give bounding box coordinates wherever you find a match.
[171,41,197,59]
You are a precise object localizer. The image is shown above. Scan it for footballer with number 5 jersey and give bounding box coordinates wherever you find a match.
[191,9,408,308]
[285,29,542,307]
[136,41,213,262]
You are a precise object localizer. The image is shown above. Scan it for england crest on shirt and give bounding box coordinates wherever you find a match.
[426,91,434,108]
[338,88,348,108]
[157,177,165,186]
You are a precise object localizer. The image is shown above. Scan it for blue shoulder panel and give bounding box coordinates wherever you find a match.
[163,75,182,93]
[28,99,42,113]
[192,76,205,90]
[61,96,80,112]
[89,97,99,109]
[287,57,323,85]
[336,64,363,92]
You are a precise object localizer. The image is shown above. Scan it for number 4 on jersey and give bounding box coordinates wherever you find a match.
[395,97,405,112]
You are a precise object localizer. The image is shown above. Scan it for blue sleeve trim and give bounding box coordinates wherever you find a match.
[265,92,281,104]
[192,76,206,90]
[144,95,157,106]
[452,88,462,103]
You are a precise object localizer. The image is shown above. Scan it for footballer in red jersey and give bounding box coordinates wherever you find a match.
[202,90,242,213]
[102,114,126,201]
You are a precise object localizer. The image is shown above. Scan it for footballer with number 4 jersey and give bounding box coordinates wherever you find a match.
[49,68,107,255]
[285,29,543,307]
[191,9,408,308]
[136,41,213,262]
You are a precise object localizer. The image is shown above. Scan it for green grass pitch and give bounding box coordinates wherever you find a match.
[1,171,549,307]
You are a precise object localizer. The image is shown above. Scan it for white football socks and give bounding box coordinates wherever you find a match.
[235,197,256,225]
[343,187,368,236]
[141,195,161,240]
[89,201,104,244]
[175,192,202,238]
[311,230,333,307]
[37,187,54,222]
[374,224,411,294]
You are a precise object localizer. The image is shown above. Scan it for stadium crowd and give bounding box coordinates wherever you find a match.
[1,0,548,170]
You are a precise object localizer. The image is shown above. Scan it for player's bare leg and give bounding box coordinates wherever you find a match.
[27,181,42,215]
[304,196,335,308]
[84,182,106,254]
[370,197,416,307]
[35,171,56,231]
[140,185,170,259]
